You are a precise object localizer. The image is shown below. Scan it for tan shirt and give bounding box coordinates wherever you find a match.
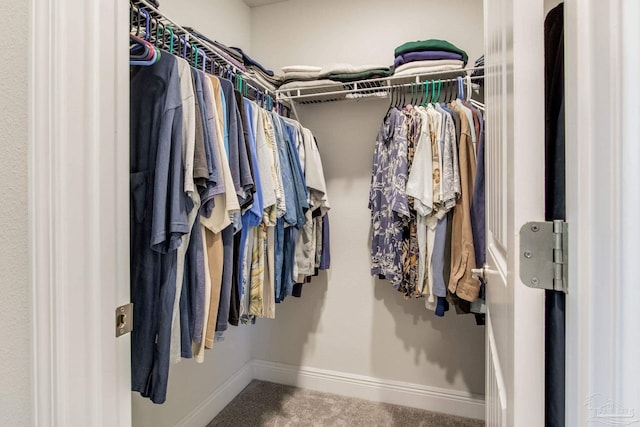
[448,104,480,301]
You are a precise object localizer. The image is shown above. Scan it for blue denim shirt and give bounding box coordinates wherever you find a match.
[271,113,299,226]
[280,118,309,228]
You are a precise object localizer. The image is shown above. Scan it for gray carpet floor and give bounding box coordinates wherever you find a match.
[208,380,484,427]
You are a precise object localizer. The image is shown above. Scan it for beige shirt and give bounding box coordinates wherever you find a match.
[448,104,480,302]
[199,75,239,234]
[204,229,223,349]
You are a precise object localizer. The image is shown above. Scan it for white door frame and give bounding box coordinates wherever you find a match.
[30,0,131,425]
[565,0,640,425]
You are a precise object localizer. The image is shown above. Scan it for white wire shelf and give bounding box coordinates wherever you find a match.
[276,67,484,105]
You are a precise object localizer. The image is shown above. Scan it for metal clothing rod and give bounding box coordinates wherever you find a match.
[130,0,276,98]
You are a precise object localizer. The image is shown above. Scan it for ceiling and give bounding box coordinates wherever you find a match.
[242,0,288,7]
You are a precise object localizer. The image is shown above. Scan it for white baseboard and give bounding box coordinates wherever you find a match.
[175,359,485,426]
[252,360,485,421]
[176,361,254,427]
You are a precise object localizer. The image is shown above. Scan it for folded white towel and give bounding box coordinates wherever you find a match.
[282,71,323,81]
[393,63,464,77]
[278,79,341,91]
[244,71,278,91]
[281,65,322,73]
[394,59,464,74]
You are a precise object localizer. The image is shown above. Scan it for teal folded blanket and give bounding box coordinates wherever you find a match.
[394,39,468,66]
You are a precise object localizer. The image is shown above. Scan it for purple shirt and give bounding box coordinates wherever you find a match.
[394,51,464,68]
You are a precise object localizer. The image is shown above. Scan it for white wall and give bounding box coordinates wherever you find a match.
[132,327,253,427]
[250,0,486,397]
[131,1,256,426]
[0,0,31,425]
[251,0,484,71]
[159,0,252,50]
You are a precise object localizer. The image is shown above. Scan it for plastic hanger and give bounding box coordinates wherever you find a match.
[387,86,395,110]
[129,34,150,59]
[193,47,200,68]
[180,35,187,58]
[409,83,415,106]
[166,27,175,54]
[236,75,244,93]
[130,34,157,66]
[155,21,164,48]
[140,8,151,41]
[431,80,437,105]
[134,6,143,38]
[201,50,207,72]
[422,80,429,107]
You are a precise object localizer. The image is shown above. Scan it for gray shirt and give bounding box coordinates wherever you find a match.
[220,78,254,208]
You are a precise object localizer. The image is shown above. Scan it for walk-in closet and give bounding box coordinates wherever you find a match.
[130,0,488,425]
[13,0,640,426]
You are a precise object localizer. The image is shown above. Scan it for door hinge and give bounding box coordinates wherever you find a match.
[519,220,568,293]
[115,303,133,337]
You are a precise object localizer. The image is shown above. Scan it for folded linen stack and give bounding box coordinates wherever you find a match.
[392,39,468,77]
[278,65,338,91]
[184,28,248,71]
[231,47,283,91]
[282,65,323,82]
[319,63,392,82]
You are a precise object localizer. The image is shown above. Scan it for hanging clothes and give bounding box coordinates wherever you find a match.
[129,45,331,405]
[369,84,485,317]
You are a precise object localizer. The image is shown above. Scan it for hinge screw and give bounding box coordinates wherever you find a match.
[531,277,540,286]
[531,225,540,232]
[524,250,532,259]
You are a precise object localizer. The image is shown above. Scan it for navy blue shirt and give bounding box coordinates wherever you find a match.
[130,52,189,404]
